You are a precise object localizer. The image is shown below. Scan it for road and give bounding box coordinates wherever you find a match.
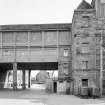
[0,84,104,105]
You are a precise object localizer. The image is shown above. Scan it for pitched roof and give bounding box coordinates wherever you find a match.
[0,23,71,31]
[77,0,93,9]
[91,0,95,8]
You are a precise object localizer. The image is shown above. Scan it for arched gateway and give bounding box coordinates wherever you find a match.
[0,23,72,90]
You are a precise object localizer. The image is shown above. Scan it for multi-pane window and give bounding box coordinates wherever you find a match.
[59,31,71,43]
[101,0,105,3]
[81,42,89,54]
[64,49,69,57]
[16,32,28,42]
[100,3,105,18]
[81,61,88,69]
[81,47,89,54]
[76,47,81,55]
[76,46,89,55]
[44,31,57,42]
[16,49,28,56]
[82,79,88,87]
[97,0,105,18]
[44,48,57,56]
[2,49,13,56]
[82,33,89,38]
[30,32,42,42]
[2,32,14,43]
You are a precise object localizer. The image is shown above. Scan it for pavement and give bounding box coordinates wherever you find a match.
[0,84,105,105]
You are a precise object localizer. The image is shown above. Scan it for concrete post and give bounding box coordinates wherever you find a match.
[13,62,17,90]
[22,70,26,89]
[28,70,31,88]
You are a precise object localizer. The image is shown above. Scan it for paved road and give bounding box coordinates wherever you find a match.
[0,84,105,105]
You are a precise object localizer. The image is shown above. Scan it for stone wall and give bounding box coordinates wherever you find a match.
[58,46,72,81]
[72,8,100,95]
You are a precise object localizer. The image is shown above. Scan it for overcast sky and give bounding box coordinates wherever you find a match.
[0,0,92,25]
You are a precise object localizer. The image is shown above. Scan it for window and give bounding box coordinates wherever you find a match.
[98,2,105,18]
[82,16,90,18]
[81,61,88,69]
[16,49,28,56]
[2,32,14,43]
[103,80,105,89]
[64,49,69,57]
[95,33,101,37]
[30,48,42,56]
[74,34,77,37]
[30,32,42,42]
[76,47,81,55]
[82,33,89,38]
[82,42,89,44]
[2,49,13,56]
[82,79,88,87]
[81,42,89,54]
[81,47,89,54]
[82,16,90,21]
[59,31,70,42]
[63,63,69,69]
[45,31,57,42]
[16,32,28,42]
[44,48,57,56]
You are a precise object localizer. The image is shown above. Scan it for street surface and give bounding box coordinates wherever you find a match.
[0,84,105,105]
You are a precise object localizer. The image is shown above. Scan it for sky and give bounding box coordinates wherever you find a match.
[0,0,92,25]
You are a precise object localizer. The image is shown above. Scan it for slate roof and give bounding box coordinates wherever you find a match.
[0,23,71,31]
[77,0,93,9]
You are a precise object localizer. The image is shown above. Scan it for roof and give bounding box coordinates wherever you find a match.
[91,0,95,8]
[77,0,93,9]
[0,23,71,32]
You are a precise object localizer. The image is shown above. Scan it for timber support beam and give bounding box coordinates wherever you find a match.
[22,70,26,90]
[13,62,17,90]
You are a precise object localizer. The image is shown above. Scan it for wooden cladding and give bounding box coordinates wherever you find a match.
[16,32,28,42]
[2,32,14,43]
[2,48,14,56]
[44,31,57,42]
[0,30,71,46]
[30,32,42,42]
[0,47,58,58]
[59,31,71,45]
